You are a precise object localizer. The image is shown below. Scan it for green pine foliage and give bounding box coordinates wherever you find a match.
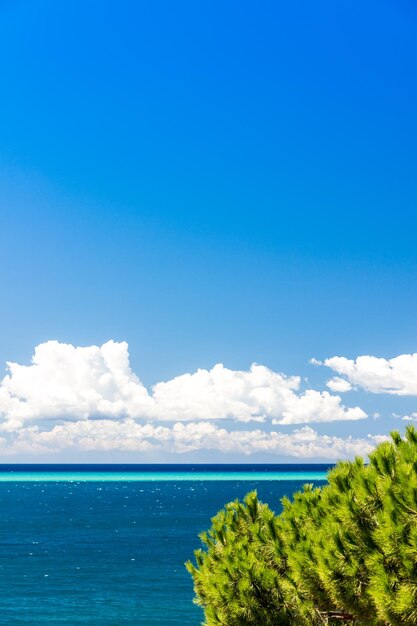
[187,426,417,626]
[186,492,307,625]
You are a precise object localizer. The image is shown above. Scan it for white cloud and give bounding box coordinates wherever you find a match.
[151,363,299,422]
[326,377,353,393]
[0,419,380,459]
[0,340,366,426]
[272,389,364,424]
[402,413,417,421]
[322,353,417,395]
[309,358,322,366]
[0,340,153,421]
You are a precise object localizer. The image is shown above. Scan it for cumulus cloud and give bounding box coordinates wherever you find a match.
[0,419,380,459]
[272,389,364,424]
[326,377,353,393]
[322,353,417,395]
[0,340,366,426]
[0,340,152,421]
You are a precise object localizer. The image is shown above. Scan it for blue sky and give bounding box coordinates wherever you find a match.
[0,0,417,461]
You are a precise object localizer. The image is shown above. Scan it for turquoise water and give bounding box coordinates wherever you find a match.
[0,465,328,625]
[0,470,327,482]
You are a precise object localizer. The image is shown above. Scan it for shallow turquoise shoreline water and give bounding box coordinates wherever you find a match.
[0,470,328,482]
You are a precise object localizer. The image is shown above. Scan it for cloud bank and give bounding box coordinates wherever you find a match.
[321,352,417,395]
[0,340,366,426]
[0,419,382,460]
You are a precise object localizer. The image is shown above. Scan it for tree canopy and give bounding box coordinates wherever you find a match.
[187,426,417,626]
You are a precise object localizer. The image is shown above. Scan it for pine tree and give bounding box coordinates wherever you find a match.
[186,491,306,625]
[187,426,417,626]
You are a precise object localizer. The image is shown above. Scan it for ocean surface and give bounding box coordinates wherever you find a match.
[0,464,329,625]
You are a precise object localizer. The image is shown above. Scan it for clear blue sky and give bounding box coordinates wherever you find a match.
[0,0,416,460]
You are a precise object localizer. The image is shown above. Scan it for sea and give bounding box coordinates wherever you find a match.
[0,464,330,625]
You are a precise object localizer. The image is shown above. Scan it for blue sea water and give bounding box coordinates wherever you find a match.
[0,465,329,625]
